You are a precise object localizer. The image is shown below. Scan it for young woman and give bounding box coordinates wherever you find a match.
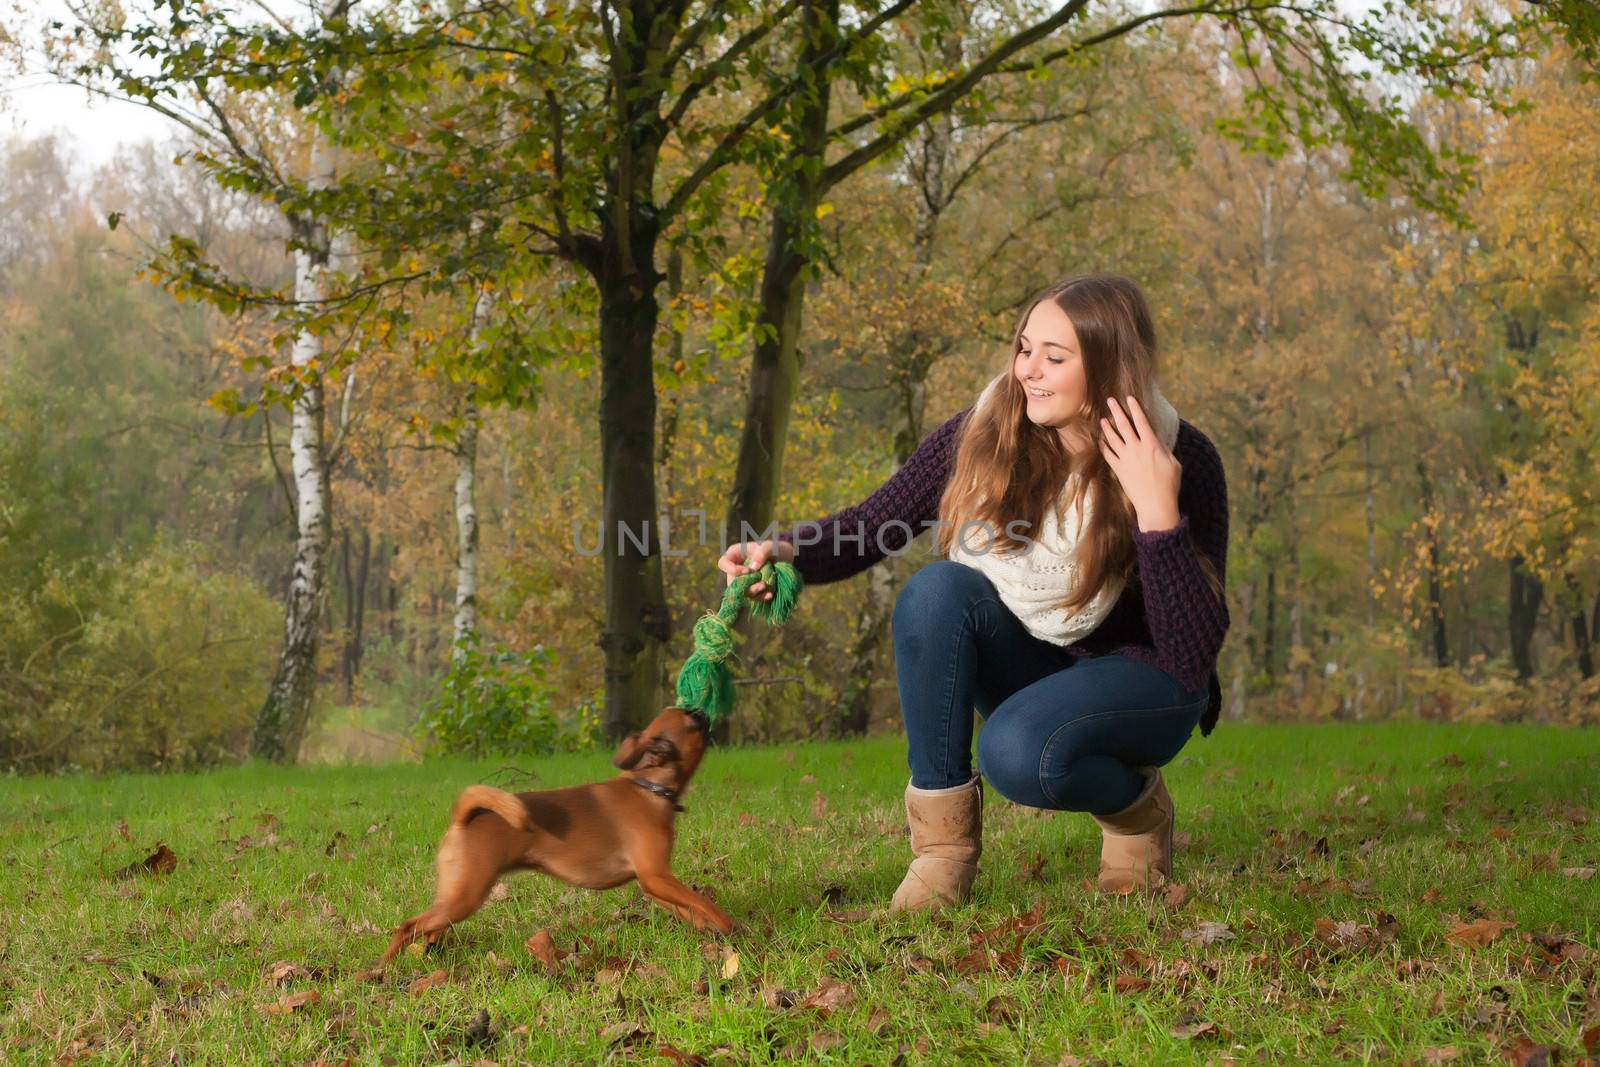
[717,273,1229,908]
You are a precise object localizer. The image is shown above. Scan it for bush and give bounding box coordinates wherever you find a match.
[416,637,599,758]
[0,543,279,772]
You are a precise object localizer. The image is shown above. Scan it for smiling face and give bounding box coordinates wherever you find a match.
[1014,298,1091,447]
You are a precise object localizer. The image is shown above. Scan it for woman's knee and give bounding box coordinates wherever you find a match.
[975,720,1048,808]
[893,561,989,637]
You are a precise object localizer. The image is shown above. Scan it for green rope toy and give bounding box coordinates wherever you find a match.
[674,560,804,725]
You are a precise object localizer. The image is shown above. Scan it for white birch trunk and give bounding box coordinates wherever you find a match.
[251,114,337,763]
[452,393,482,658]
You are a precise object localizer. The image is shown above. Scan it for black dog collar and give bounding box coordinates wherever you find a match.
[631,776,685,812]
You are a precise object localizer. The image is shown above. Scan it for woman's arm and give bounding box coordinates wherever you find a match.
[1128,424,1231,693]
[775,409,969,585]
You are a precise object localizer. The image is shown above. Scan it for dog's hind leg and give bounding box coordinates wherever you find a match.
[382,825,505,963]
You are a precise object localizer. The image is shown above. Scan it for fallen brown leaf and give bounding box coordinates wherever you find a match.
[406,969,448,994]
[1502,1036,1558,1067]
[1418,1047,1462,1064]
[658,1043,705,1066]
[464,1008,493,1048]
[1113,974,1149,994]
[1181,921,1234,946]
[762,986,803,1009]
[807,1031,841,1053]
[1162,882,1192,907]
[1561,867,1596,880]
[113,843,178,879]
[865,1006,891,1036]
[1313,914,1398,952]
[257,990,319,1015]
[810,791,828,820]
[600,1020,646,1047]
[1170,1019,1220,1040]
[798,977,854,1015]
[1447,918,1516,948]
[265,961,311,986]
[525,929,565,974]
[983,995,1022,1026]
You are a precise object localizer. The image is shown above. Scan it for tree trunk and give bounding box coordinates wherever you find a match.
[593,241,669,739]
[712,3,838,743]
[1416,459,1449,667]
[1568,576,1593,679]
[1226,576,1254,720]
[351,526,369,691]
[252,151,335,759]
[1508,554,1543,682]
[1263,563,1277,681]
[725,0,838,542]
[452,397,481,659]
[341,528,355,701]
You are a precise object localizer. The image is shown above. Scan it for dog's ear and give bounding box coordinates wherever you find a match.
[624,736,679,771]
[611,732,644,769]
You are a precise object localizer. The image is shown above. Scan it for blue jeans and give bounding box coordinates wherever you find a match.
[891,560,1208,815]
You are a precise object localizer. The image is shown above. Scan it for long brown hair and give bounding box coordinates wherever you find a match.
[937,273,1213,614]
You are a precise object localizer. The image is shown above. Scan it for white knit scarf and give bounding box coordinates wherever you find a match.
[947,374,1181,647]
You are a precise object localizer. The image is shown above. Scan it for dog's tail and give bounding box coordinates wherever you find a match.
[450,785,532,832]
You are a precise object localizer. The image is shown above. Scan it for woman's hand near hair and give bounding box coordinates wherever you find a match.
[1099,395,1182,532]
[716,539,797,602]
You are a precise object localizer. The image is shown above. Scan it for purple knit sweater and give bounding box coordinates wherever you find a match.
[779,408,1231,734]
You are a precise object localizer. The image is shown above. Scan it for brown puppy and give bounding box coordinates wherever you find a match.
[381,706,732,964]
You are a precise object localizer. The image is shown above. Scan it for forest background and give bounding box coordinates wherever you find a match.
[1,0,1597,773]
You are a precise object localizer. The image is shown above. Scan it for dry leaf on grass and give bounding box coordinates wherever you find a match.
[525,929,567,974]
[1561,866,1596,880]
[464,1008,493,1048]
[600,1020,646,1047]
[1501,1036,1559,1067]
[983,995,1022,1026]
[257,990,319,1015]
[762,986,803,1010]
[113,844,178,879]
[799,977,854,1015]
[810,791,828,820]
[1313,915,1399,952]
[658,1044,705,1066]
[1446,918,1516,948]
[1170,1019,1220,1040]
[1113,974,1149,994]
[1418,1046,1462,1063]
[1181,922,1234,946]
[265,961,311,986]
[406,969,448,994]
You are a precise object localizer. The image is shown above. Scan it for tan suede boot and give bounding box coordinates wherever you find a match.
[889,777,983,911]
[1091,767,1174,893]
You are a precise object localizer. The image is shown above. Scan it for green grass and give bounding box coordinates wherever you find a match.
[2,722,1597,1064]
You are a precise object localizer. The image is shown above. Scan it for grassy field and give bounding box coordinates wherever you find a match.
[2,722,1597,1065]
